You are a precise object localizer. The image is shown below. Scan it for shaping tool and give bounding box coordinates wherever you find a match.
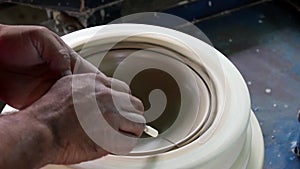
[144,125,159,137]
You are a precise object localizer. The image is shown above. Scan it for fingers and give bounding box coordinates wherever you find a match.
[70,52,100,74]
[118,111,145,137]
[94,73,144,113]
[29,26,73,76]
[94,78,145,138]
[117,92,144,114]
[97,76,131,94]
[61,73,145,156]
[95,84,143,114]
[103,110,145,138]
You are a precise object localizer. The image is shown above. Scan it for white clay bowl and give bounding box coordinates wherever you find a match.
[2,24,264,169]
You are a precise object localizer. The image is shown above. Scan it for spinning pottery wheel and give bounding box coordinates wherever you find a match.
[3,24,264,169]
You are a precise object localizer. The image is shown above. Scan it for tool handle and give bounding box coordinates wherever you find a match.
[144,125,159,138]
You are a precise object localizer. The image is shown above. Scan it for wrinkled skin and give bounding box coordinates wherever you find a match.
[0,24,74,109]
[0,25,145,168]
[30,73,145,165]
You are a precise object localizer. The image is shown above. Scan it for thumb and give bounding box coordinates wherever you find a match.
[30,27,72,76]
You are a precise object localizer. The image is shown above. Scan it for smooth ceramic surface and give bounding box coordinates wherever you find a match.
[62,24,263,169]
[73,41,212,155]
[3,24,264,169]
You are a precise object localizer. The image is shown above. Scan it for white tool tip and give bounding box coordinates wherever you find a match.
[144,125,159,138]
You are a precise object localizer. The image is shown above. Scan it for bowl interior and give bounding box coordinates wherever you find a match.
[77,41,211,155]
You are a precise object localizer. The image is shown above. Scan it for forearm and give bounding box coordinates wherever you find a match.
[0,110,54,169]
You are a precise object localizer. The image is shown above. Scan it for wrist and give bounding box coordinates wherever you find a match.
[22,109,57,166]
[27,96,74,148]
[0,109,56,169]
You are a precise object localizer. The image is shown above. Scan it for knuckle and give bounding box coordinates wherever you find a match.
[118,80,129,88]
[97,87,112,99]
[30,26,50,35]
[132,97,144,112]
[99,75,111,86]
[120,81,131,93]
[34,26,50,33]
[28,26,52,43]
[110,77,131,93]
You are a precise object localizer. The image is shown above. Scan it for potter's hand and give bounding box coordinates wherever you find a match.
[0,24,93,109]
[0,73,145,168]
[26,73,145,166]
